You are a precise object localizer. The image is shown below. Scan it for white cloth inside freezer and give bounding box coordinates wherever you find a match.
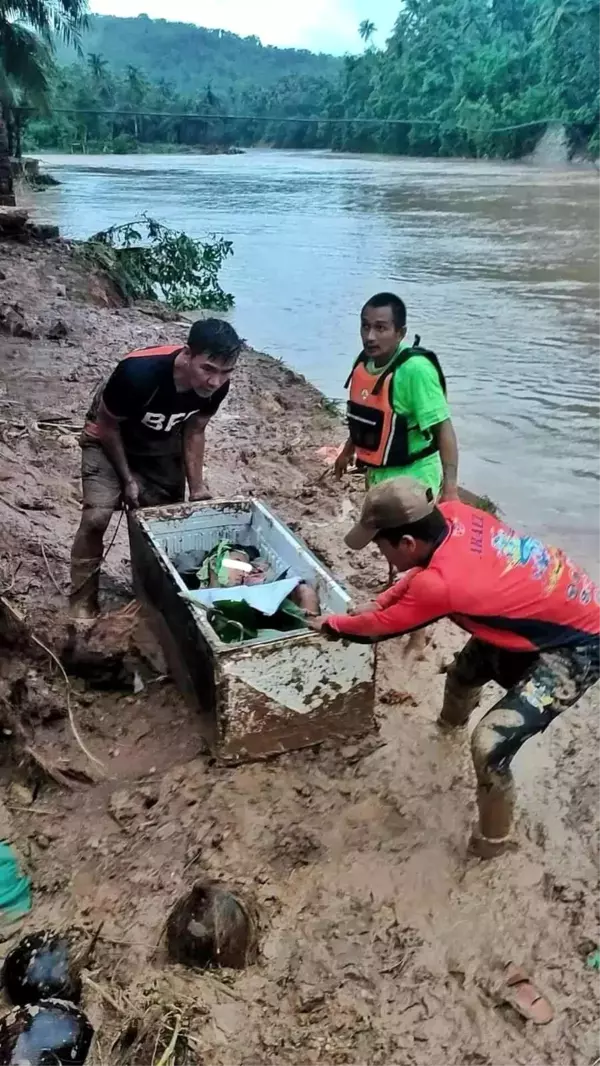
[181,577,301,616]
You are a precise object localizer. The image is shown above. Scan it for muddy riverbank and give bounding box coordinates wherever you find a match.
[0,235,598,1065]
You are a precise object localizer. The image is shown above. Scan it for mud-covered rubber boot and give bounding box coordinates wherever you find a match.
[69,556,100,620]
[437,674,482,729]
[468,780,516,859]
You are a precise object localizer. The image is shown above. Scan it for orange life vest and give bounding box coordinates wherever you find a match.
[83,345,183,440]
[345,342,447,469]
[122,344,182,360]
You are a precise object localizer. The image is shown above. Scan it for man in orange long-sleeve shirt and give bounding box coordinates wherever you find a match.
[310,478,599,858]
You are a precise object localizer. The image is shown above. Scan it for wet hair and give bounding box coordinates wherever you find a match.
[362,292,407,330]
[375,507,448,546]
[187,318,242,361]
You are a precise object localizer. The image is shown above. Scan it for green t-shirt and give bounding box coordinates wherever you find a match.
[363,339,450,494]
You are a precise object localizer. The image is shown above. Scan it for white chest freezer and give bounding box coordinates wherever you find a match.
[128,499,376,763]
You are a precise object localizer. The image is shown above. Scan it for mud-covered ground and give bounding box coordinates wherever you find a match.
[0,235,598,1065]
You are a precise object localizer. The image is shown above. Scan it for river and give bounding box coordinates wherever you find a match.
[32,149,599,569]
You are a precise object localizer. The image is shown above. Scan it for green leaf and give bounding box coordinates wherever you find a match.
[82,214,234,310]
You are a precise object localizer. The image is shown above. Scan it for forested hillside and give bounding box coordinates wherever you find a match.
[20,14,339,154]
[20,2,600,160]
[323,0,599,158]
[55,15,341,95]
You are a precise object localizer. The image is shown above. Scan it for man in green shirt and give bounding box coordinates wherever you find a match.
[335,292,459,502]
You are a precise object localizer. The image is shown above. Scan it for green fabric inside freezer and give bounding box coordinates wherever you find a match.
[207,598,308,644]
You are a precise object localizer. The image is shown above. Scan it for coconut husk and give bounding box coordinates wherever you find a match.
[165,883,257,970]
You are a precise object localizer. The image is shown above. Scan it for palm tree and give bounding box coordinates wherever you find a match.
[0,22,52,164]
[0,0,88,203]
[126,65,147,103]
[88,49,113,121]
[358,19,377,45]
[87,51,107,82]
[125,64,147,139]
[0,100,11,203]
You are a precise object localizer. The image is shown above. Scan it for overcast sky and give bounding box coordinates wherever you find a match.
[89,0,399,54]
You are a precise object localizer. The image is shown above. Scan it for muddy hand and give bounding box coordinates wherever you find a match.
[190,483,213,502]
[306,616,340,640]
[349,601,378,616]
[123,477,140,510]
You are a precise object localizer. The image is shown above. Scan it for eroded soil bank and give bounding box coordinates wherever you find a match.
[0,235,598,1065]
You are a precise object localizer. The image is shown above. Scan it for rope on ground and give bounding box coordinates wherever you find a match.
[0,557,22,597]
[40,542,65,596]
[28,630,106,774]
[56,506,126,599]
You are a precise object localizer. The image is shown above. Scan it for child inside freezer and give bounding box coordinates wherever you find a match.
[174,541,320,644]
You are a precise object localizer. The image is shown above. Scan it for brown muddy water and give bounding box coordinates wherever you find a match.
[32,150,599,569]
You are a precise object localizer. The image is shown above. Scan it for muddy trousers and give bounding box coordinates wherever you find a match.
[70,441,185,615]
[441,637,600,845]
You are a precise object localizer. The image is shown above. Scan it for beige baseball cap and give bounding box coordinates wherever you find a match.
[345,477,435,550]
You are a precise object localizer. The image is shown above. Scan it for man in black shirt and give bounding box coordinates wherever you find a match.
[70,318,242,619]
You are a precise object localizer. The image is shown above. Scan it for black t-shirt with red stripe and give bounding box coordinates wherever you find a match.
[84,345,229,455]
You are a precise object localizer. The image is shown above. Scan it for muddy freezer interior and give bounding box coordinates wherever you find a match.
[142,499,350,647]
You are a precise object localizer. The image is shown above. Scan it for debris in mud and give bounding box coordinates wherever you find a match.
[0,999,94,1065]
[296,985,326,1013]
[2,932,82,1006]
[8,672,64,725]
[0,209,29,237]
[61,604,146,691]
[0,304,36,339]
[107,787,149,825]
[104,997,193,1066]
[379,687,417,707]
[0,599,105,784]
[26,223,60,242]
[166,882,257,970]
[268,825,323,871]
[0,594,27,648]
[45,320,68,342]
[497,963,555,1025]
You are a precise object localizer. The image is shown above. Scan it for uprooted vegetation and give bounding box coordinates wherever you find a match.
[79,215,235,311]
